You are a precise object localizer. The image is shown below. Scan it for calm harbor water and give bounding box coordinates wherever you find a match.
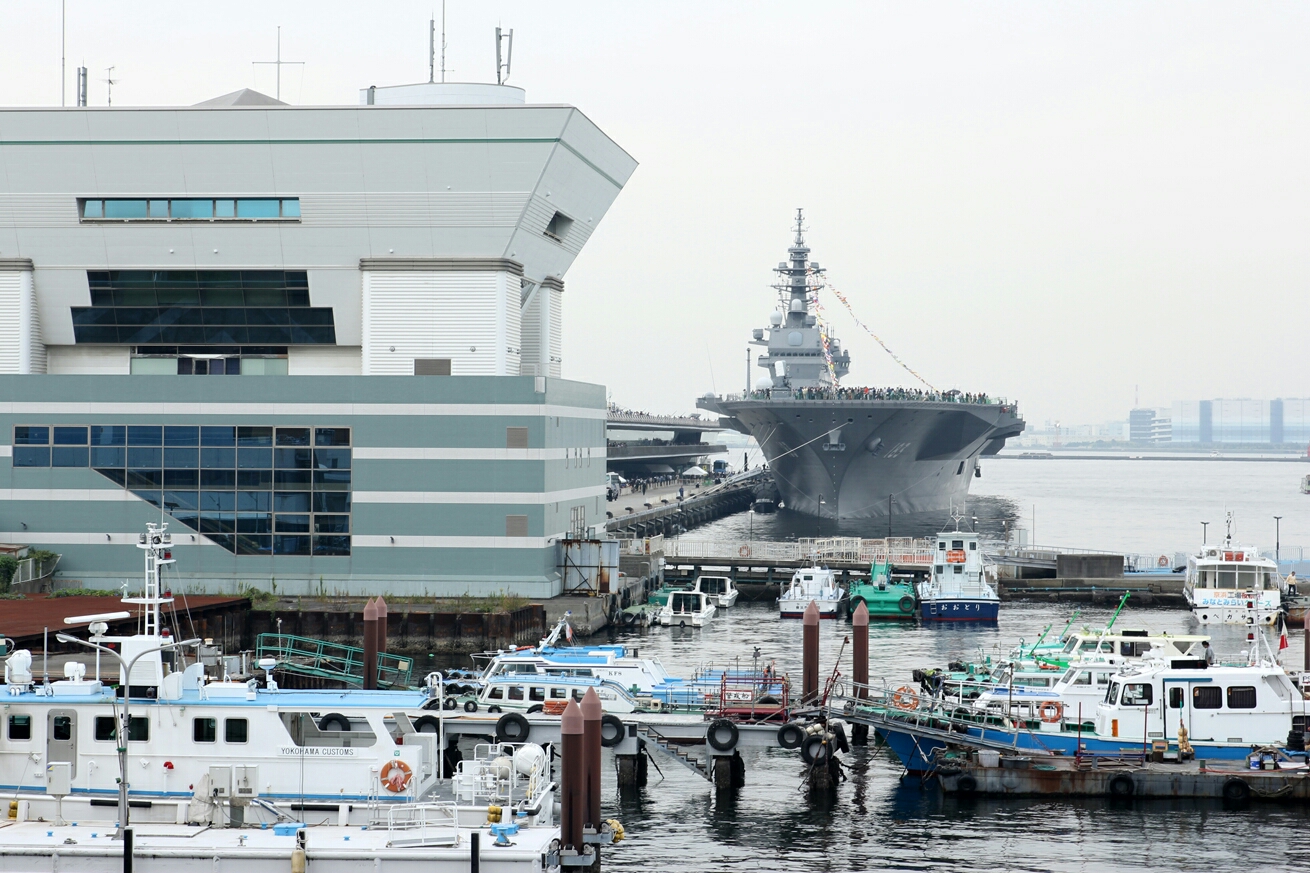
[590,456,1310,872]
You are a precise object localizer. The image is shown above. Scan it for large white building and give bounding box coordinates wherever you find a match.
[0,81,637,596]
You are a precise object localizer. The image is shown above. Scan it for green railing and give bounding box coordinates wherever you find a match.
[255,633,415,689]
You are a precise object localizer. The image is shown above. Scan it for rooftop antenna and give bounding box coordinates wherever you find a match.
[495,25,513,85]
[253,25,304,102]
[103,66,117,107]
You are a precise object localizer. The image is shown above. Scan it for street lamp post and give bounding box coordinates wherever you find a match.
[55,634,199,836]
[1275,516,1283,564]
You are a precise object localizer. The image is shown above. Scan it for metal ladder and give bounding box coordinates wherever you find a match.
[635,725,712,781]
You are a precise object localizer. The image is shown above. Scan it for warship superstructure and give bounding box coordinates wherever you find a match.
[698,211,1024,520]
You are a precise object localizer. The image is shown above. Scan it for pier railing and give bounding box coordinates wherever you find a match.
[628,536,935,566]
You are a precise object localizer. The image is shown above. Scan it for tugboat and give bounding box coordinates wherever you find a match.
[917,515,999,622]
[1183,513,1284,625]
[846,560,917,619]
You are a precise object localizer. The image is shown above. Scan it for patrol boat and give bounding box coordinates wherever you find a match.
[697,210,1025,520]
[1184,513,1284,625]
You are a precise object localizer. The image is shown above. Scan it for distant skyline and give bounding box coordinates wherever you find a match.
[2,2,1307,424]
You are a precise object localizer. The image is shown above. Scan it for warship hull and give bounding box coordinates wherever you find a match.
[702,397,1024,520]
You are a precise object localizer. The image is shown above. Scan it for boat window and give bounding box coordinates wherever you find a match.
[550,688,568,699]
[1168,687,1184,708]
[529,687,546,702]
[8,715,31,741]
[488,687,505,700]
[193,718,217,743]
[1237,569,1256,589]
[1106,682,1120,704]
[1072,671,1092,686]
[93,716,115,741]
[1121,683,1152,706]
[1227,686,1257,709]
[1193,686,1222,709]
[1218,568,1236,588]
[225,718,248,743]
[508,686,525,701]
[128,716,149,742]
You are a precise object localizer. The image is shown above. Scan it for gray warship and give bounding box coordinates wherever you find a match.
[697,211,1025,520]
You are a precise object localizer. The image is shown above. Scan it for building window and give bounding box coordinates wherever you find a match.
[81,197,300,223]
[13,424,351,557]
[72,270,335,345]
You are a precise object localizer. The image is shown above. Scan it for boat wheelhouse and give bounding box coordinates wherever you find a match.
[1184,515,1283,625]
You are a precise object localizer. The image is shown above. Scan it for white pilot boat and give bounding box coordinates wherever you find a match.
[0,523,557,830]
[1184,513,1284,625]
[779,564,845,618]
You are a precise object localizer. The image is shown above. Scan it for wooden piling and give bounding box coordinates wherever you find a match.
[362,597,378,690]
[852,600,869,745]
[560,700,585,851]
[803,601,820,705]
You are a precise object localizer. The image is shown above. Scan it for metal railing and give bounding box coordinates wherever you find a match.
[255,633,415,688]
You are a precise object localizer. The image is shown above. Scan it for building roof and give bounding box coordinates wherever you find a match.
[192,88,288,108]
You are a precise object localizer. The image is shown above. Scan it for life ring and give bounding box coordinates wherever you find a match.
[1108,773,1134,797]
[739,545,752,558]
[1039,701,1063,724]
[380,760,413,793]
[1158,555,1169,568]
[891,685,920,710]
[898,595,916,614]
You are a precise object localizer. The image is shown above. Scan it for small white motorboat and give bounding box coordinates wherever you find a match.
[658,590,717,628]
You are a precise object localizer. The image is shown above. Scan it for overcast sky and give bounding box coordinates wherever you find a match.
[3,2,1307,425]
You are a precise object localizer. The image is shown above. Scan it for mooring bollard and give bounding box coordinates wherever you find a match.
[362,597,379,690]
[560,700,585,852]
[803,601,820,704]
[852,600,870,745]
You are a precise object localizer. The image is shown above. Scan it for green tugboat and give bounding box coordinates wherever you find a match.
[847,560,917,619]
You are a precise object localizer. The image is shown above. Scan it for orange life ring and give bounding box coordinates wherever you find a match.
[891,685,919,710]
[1039,701,1063,724]
[380,759,413,793]
[739,545,752,558]
[1157,555,1169,568]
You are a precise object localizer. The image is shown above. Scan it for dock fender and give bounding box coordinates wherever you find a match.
[777,722,805,750]
[495,712,531,743]
[318,713,351,732]
[412,715,441,734]
[706,718,739,752]
[1222,777,1251,803]
[600,714,626,747]
[1108,773,1134,797]
[956,774,978,794]
[800,734,830,765]
[830,722,850,754]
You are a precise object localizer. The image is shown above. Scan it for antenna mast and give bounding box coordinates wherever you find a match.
[495,26,513,85]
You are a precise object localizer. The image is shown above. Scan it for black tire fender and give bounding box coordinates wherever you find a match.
[706,718,739,752]
[318,713,351,732]
[495,712,531,743]
[800,734,829,765]
[1223,777,1251,802]
[600,713,625,747]
[777,722,805,750]
[1108,773,1134,797]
